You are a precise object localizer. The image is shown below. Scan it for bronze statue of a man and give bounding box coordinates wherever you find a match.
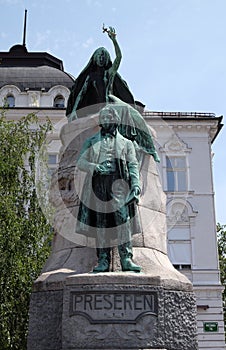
[76,105,141,273]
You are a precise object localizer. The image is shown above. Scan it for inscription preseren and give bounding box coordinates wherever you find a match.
[69,291,158,323]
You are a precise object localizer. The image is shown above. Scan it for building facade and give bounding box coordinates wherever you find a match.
[0,44,225,350]
[146,111,225,349]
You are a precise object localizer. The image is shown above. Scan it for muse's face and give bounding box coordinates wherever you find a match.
[94,49,108,67]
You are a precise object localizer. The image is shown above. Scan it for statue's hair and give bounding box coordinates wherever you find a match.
[99,105,121,125]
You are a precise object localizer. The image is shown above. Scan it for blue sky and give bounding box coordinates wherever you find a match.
[1,0,226,224]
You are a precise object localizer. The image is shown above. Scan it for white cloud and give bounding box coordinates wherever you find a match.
[33,30,51,49]
[0,0,21,4]
[86,0,101,7]
[82,37,94,49]
[0,32,7,39]
[94,1,101,7]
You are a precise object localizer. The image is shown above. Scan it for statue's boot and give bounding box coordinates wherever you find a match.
[118,242,141,272]
[93,248,110,273]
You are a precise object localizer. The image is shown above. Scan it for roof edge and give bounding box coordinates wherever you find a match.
[0,44,64,71]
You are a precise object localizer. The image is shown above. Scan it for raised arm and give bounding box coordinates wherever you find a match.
[103,26,122,96]
[107,27,122,74]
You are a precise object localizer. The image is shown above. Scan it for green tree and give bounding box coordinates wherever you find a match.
[0,112,53,350]
[217,223,226,333]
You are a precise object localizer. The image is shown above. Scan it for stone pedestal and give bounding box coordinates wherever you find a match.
[27,114,198,349]
[28,272,197,350]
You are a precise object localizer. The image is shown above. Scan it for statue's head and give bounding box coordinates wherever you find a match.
[93,47,111,68]
[99,105,120,130]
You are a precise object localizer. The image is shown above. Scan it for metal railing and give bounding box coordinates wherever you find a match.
[143,111,216,118]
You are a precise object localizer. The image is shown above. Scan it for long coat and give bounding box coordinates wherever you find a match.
[76,130,141,242]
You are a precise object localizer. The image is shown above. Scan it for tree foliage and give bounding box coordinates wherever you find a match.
[217,223,226,331]
[0,112,53,350]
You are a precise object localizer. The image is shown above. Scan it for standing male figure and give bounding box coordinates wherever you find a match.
[76,105,141,272]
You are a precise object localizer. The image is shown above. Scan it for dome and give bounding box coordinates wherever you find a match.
[0,65,74,91]
[0,45,74,91]
[9,44,28,53]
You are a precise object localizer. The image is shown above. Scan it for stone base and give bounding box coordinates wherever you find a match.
[27,272,198,350]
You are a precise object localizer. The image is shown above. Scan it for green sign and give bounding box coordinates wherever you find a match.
[203,322,218,332]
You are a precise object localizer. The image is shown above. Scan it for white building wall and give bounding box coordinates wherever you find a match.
[150,117,225,350]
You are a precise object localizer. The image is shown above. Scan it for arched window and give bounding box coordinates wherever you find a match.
[53,95,65,108]
[5,94,15,107]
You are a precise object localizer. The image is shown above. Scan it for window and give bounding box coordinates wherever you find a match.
[166,156,187,192]
[54,95,65,108]
[48,154,58,176]
[5,94,15,107]
[168,227,190,240]
[168,240,191,265]
[166,201,196,271]
[173,264,191,270]
[48,154,57,165]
